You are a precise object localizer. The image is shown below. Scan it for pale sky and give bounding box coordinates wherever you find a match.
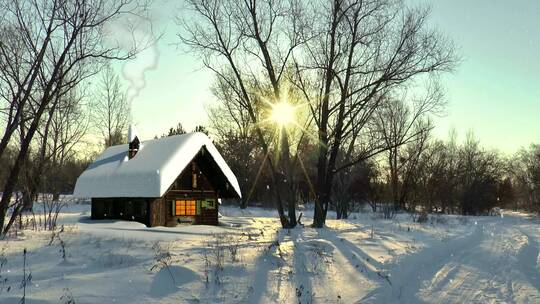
[114,0,540,154]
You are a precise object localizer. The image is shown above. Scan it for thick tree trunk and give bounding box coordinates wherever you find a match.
[313,197,326,228]
[280,129,296,228]
[335,200,348,220]
[313,190,331,228]
[22,188,36,211]
[369,202,377,212]
[0,124,18,160]
[270,179,289,227]
[3,204,23,236]
[311,2,340,229]
[240,198,248,209]
[287,195,297,227]
[0,133,36,234]
[0,89,53,234]
[341,201,349,219]
[313,122,330,228]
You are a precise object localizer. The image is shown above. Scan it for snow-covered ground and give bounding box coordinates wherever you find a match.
[1,202,540,303]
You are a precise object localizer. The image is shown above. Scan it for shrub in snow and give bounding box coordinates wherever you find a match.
[202,247,210,287]
[60,287,76,304]
[0,247,10,295]
[209,236,225,273]
[307,243,333,273]
[8,197,73,236]
[296,284,315,304]
[416,212,428,223]
[206,235,225,285]
[151,242,175,270]
[0,247,36,301]
[150,242,176,284]
[19,248,32,304]
[39,194,69,231]
[295,239,335,275]
[200,233,245,287]
[59,237,67,261]
[223,235,241,263]
[48,225,70,263]
[381,204,396,220]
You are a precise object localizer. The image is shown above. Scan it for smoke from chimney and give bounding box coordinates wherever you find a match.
[102,9,161,156]
[103,15,160,124]
[122,29,159,119]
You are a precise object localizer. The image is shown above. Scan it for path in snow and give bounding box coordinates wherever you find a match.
[361,214,540,304]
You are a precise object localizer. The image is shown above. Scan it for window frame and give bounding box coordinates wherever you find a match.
[174,199,197,216]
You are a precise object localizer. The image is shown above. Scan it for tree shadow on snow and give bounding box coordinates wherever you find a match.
[291,229,315,303]
[246,233,284,303]
[319,229,385,273]
[0,297,53,304]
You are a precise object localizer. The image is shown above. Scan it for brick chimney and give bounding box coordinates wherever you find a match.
[128,125,140,159]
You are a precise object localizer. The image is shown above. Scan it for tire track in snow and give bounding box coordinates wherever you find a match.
[514,225,540,293]
[360,216,540,304]
[358,221,486,303]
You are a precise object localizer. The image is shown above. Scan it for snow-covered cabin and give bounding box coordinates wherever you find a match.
[74,131,241,227]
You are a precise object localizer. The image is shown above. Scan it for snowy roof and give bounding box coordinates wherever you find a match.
[74,132,241,198]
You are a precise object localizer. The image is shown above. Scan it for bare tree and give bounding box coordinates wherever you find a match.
[434,133,460,214]
[332,159,379,218]
[208,80,262,209]
[408,139,445,213]
[457,133,502,215]
[0,0,148,235]
[93,64,129,147]
[179,0,309,228]
[45,89,89,200]
[291,0,457,227]
[513,145,540,211]
[373,83,443,211]
[19,87,88,211]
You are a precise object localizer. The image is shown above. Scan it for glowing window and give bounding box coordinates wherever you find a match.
[175,200,196,216]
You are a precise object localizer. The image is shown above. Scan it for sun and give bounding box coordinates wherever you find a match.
[270,102,296,127]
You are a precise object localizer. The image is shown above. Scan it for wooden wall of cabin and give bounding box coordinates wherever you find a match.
[148,198,167,227]
[90,195,218,227]
[91,198,154,226]
[196,195,219,225]
[161,160,220,226]
[90,157,226,227]
[162,193,219,226]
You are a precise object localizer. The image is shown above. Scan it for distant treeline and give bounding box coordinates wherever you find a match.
[215,128,540,217]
